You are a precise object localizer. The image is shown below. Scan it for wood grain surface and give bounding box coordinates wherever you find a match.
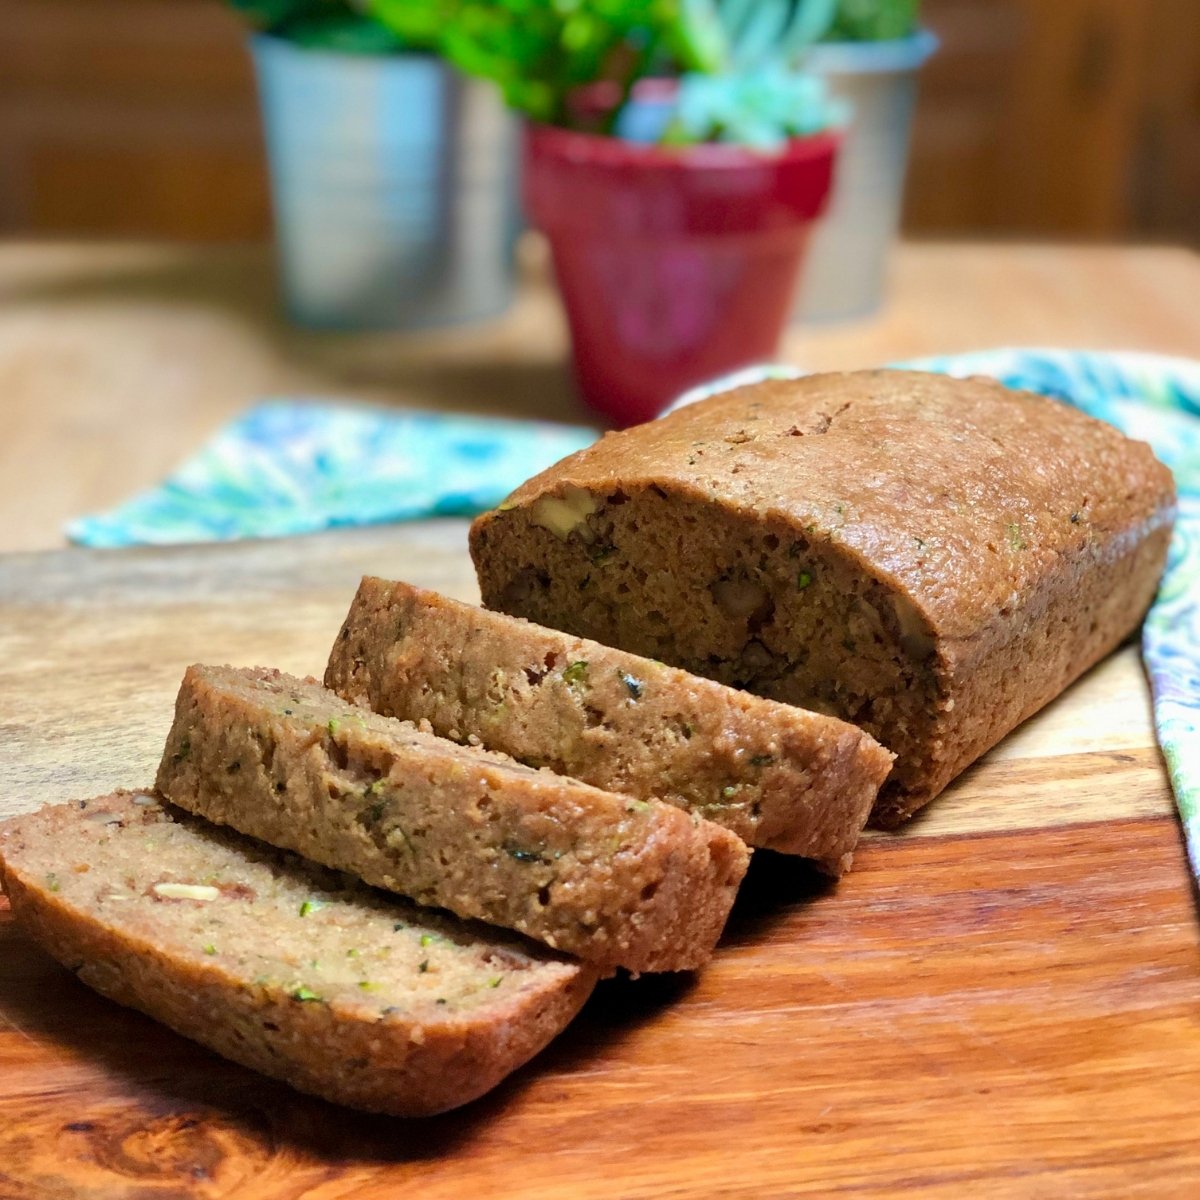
[3,241,1200,553]
[1,819,1197,1199]
[2,527,1197,1198]
[3,241,1199,1196]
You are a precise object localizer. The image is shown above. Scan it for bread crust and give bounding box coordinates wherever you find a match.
[157,666,749,972]
[0,792,597,1116]
[470,370,1176,823]
[326,577,892,873]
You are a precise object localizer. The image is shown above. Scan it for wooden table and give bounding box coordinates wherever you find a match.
[2,242,1200,1198]
[3,239,1200,553]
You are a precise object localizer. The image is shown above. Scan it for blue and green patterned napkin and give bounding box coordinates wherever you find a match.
[69,351,1200,881]
[67,403,596,547]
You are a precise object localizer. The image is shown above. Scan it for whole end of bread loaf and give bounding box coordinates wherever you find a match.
[471,370,1175,823]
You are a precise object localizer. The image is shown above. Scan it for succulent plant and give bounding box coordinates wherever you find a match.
[825,0,921,42]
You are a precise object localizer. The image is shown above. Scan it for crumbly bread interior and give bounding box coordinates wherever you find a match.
[475,493,940,802]
[4,791,583,1019]
[157,666,749,972]
[326,577,892,871]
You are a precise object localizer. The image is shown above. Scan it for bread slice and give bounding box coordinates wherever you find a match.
[155,665,749,973]
[0,791,597,1116]
[325,578,893,875]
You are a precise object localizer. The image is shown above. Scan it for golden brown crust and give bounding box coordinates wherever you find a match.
[470,370,1176,822]
[157,666,749,972]
[325,577,892,873]
[0,792,597,1116]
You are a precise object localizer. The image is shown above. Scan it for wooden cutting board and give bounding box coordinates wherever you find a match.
[2,524,1198,1199]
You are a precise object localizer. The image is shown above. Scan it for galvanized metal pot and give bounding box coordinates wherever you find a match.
[794,31,938,322]
[251,35,518,330]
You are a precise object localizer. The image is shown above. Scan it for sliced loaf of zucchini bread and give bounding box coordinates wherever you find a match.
[325,577,892,875]
[156,665,749,973]
[0,791,597,1116]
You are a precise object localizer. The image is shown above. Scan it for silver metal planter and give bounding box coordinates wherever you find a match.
[252,35,518,330]
[794,31,938,322]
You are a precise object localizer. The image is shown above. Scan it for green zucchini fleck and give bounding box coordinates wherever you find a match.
[562,660,589,686]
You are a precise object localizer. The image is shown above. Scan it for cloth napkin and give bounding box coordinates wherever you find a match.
[67,404,596,547]
[69,350,1200,880]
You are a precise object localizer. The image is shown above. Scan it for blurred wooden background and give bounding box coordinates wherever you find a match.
[1,0,1197,244]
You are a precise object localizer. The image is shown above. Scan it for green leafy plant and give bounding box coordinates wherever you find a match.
[824,0,920,42]
[369,0,843,144]
[227,0,410,54]
[369,1,724,124]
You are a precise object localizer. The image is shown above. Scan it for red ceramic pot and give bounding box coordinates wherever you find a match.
[524,123,839,427]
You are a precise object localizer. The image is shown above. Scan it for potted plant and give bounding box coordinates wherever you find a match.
[370,0,845,427]
[794,0,938,320]
[227,1,520,329]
